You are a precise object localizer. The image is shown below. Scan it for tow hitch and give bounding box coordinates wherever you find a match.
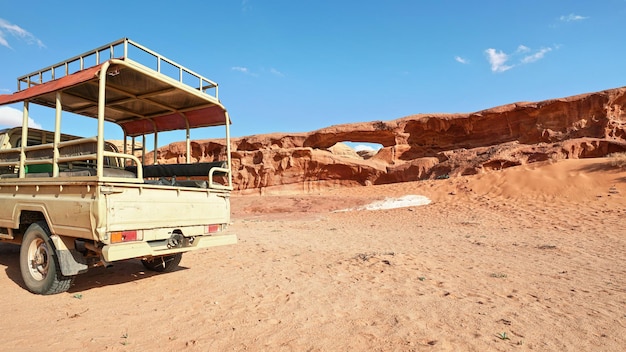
[167,233,195,249]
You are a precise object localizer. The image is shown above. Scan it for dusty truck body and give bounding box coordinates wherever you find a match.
[0,38,236,294]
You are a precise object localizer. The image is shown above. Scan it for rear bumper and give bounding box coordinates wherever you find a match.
[101,233,237,262]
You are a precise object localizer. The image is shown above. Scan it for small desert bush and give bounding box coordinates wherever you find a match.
[608,152,626,168]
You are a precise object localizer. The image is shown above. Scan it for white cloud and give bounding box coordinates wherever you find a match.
[0,18,45,49]
[354,144,375,152]
[560,14,588,22]
[232,66,249,74]
[521,47,553,64]
[485,48,513,73]
[232,66,259,77]
[0,106,42,129]
[455,56,469,64]
[485,45,557,73]
[0,34,8,48]
[269,68,284,77]
[233,66,283,77]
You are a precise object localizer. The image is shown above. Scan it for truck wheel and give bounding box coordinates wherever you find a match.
[20,221,74,295]
[141,253,182,273]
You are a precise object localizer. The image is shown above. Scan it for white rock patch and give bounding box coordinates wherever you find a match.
[337,195,432,212]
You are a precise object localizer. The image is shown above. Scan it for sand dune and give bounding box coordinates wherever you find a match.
[0,158,624,351]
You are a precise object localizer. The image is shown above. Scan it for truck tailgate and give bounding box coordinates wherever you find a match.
[101,184,230,234]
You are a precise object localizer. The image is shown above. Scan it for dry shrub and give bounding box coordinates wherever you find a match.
[608,152,626,168]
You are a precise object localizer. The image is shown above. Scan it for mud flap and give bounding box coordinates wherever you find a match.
[50,235,89,276]
[56,249,89,276]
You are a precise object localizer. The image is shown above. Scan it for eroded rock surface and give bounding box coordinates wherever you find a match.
[148,87,626,193]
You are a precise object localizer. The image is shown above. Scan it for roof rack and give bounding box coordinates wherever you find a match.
[16,38,219,100]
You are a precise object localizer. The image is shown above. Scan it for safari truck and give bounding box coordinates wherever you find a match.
[0,38,236,294]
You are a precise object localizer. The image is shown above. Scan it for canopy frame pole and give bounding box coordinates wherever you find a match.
[96,62,111,177]
[52,92,62,177]
[186,119,191,164]
[225,112,232,189]
[18,101,29,178]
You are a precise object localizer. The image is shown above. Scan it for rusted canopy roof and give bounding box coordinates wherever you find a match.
[0,60,229,137]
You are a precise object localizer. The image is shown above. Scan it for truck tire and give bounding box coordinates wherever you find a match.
[20,221,74,295]
[141,253,182,273]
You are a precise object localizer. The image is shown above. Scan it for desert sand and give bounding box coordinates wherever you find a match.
[0,158,624,351]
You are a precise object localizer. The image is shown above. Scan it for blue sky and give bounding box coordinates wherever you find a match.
[1,0,625,146]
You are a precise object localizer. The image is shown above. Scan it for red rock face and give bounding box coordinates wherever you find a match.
[148,87,626,193]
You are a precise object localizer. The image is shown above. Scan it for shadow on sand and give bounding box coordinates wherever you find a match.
[576,160,626,183]
[0,243,187,294]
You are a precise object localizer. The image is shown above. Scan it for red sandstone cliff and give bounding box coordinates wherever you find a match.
[148,87,626,193]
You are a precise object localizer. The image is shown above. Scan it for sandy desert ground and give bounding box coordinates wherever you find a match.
[0,158,624,351]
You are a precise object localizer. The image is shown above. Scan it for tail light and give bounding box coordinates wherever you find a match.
[205,224,221,233]
[110,230,142,243]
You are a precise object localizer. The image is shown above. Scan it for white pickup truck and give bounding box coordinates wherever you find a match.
[0,38,236,294]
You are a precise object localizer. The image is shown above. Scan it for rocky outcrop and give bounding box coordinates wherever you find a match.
[148,87,626,193]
